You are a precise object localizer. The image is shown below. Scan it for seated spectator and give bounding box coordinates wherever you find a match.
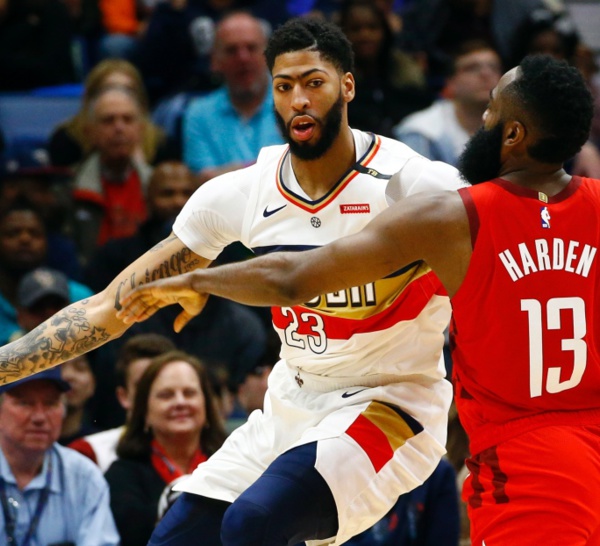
[0,368,120,545]
[346,457,460,546]
[70,333,176,463]
[0,148,83,280]
[97,0,154,61]
[71,85,153,264]
[183,11,284,183]
[226,363,272,434]
[339,0,432,137]
[393,40,501,166]
[84,160,198,291]
[60,354,98,445]
[136,0,290,105]
[0,203,93,345]
[0,0,77,91]
[49,58,170,168]
[105,350,227,546]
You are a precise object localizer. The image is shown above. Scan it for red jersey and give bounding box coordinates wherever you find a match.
[451,176,600,455]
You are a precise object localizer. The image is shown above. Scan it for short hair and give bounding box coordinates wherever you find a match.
[446,39,500,77]
[506,54,594,163]
[265,17,354,74]
[114,333,176,388]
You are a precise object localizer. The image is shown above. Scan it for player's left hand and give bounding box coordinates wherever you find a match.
[117,274,208,333]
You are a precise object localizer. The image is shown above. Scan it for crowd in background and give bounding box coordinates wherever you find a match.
[0,0,598,545]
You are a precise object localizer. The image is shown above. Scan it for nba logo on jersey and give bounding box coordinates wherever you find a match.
[541,206,551,229]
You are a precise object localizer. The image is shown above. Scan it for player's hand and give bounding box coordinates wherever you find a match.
[116,274,208,333]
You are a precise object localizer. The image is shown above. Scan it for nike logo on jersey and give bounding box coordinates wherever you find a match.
[341,388,368,398]
[263,204,287,217]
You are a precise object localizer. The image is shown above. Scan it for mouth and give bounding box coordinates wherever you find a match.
[291,116,317,142]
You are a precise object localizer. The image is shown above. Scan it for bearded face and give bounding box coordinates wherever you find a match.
[458,122,505,185]
[275,92,344,161]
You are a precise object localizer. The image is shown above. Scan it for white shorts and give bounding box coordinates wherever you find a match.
[175,362,450,545]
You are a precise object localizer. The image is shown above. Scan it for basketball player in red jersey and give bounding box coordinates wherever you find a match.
[119,54,600,545]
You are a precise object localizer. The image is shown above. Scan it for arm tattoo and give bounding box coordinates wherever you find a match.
[113,247,198,310]
[0,305,110,384]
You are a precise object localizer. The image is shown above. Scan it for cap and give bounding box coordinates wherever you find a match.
[0,366,71,395]
[17,268,70,309]
[0,146,72,181]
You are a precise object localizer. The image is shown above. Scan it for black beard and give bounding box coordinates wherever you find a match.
[275,93,344,161]
[458,123,504,185]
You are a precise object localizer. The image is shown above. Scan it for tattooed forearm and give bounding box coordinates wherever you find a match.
[113,247,198,310]
[148,234,178,252]
[0,305,111,384]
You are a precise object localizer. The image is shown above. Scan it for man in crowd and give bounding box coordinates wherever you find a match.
[0,367,119,545]
[394,40,502,166]
[122,54,600,545]
[72,85,152,264]
[183,11,283,183]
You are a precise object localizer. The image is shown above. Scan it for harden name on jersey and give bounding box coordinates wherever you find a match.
[499,237,597,281]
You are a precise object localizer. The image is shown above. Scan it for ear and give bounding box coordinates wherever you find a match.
[342,72,355,103]
[116,386,130,411]
[503,120,526,149]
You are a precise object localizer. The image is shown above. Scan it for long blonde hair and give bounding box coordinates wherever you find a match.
[61,59,164,162]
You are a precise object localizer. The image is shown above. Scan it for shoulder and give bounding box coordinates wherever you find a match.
[395,100,453,135]
[54,444,107,482]
[187,88,228,116]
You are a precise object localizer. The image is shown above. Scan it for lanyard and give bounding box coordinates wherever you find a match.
[0,455,53,546]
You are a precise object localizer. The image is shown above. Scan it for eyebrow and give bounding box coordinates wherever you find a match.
[273,68,327,80]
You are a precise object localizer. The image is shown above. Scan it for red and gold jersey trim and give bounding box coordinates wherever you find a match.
[272,270,444,340]
[275,134,382,213]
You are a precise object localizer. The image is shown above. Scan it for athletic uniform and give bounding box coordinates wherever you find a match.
[453,177,600,545]
[169,130,464,544]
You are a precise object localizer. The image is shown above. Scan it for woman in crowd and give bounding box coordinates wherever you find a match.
[48,58,169,167]
[105,350,227,546]
[338,0,433,137]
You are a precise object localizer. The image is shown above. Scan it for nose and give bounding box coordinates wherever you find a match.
[291,85,310,112]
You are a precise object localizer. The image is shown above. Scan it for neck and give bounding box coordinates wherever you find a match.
[101,157,133,180]
[230,83,267,119]
[154,433,201,473]
[0,438,46,490]
[501,164,571,196]
[290,125,356,200]
[453,100,487,135]
[61,405,84,441]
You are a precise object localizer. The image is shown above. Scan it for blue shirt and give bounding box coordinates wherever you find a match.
[183,84,283,173]
[0,443,120,546]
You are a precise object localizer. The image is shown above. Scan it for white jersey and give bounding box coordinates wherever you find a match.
[173,129,465,544]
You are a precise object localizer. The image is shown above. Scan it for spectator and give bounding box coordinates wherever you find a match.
[105,350,227,546]
[71,85,152,264]
[339,0,432,137]
[84,160,198,291]
[60,355,98,445]
[0,367,120,545]
[0,0,77,91]
[49,58,169,168]
[70,333,176,470]
[393,40,502,166]
[0,150,83,280]
[0,204,92,345]
[97,0,154,61]
[183,11,284,183]
[399,0,577,92]
[347,457,460,546]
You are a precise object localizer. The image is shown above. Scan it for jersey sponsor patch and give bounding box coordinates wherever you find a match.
[340,204,370,214]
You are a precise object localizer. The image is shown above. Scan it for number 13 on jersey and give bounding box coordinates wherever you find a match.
[521,297,586,398]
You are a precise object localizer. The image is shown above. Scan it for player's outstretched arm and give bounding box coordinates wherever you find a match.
[118,191,471,325]
[0,234,210,386]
